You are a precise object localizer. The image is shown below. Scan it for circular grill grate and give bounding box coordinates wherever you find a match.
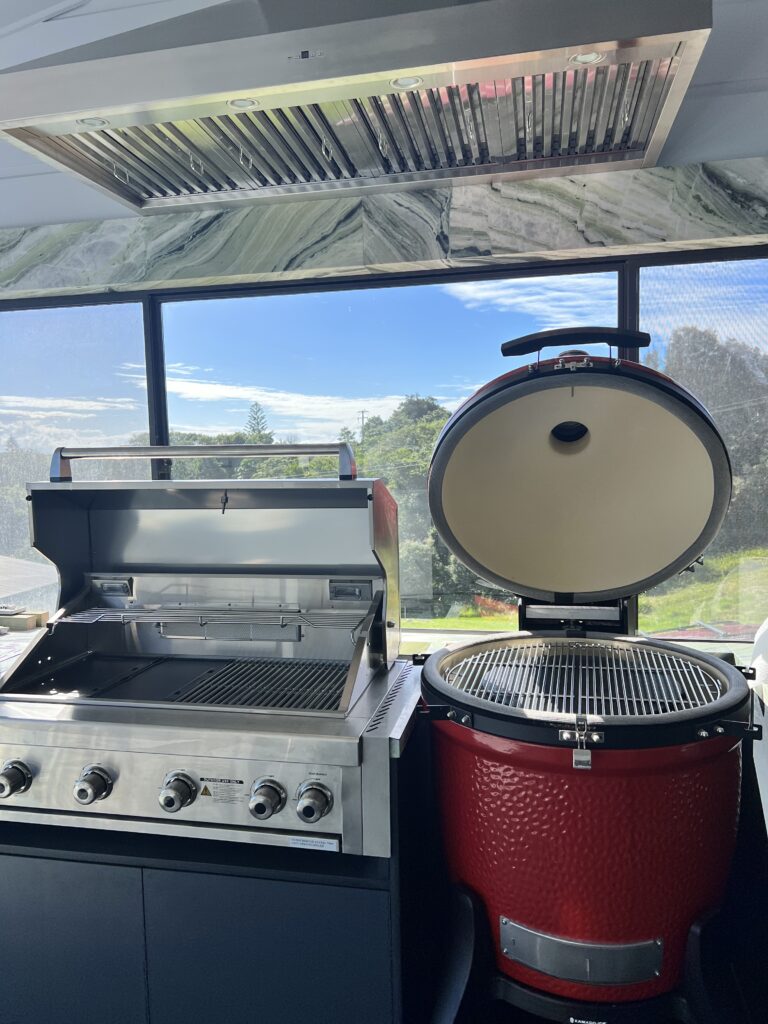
[441,638,726,719]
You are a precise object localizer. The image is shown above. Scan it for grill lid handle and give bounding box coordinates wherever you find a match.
[501,326,651,358]
[50,443,357,482]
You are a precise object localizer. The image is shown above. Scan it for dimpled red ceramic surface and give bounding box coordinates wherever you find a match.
[433,722,741,1002]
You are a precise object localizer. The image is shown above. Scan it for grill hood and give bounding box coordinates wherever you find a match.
[0,0,711,212]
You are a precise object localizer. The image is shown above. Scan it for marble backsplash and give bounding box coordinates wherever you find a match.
[2,157,768,299]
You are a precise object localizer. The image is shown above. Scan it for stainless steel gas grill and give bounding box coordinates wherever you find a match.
[0,444,418,856]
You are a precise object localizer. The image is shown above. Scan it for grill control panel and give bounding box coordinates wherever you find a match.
[0,746,343,846]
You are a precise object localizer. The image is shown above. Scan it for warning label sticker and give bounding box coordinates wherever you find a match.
[199,777,245,805]
[289,836,339,853]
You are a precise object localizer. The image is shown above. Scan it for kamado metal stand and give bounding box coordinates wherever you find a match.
[420,328,763,1024]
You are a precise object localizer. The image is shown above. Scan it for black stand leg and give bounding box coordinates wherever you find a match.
[429,887,481,1024]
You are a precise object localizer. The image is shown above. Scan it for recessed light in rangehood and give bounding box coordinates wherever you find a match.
[0,0,712,212]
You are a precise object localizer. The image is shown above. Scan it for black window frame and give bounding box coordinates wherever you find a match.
[4,244,768,469]
[2,242,767,635]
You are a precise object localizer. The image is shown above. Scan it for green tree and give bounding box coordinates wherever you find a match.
[244,402,274,443]
[651,325,768,554]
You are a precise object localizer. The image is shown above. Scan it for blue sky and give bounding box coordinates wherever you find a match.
[158,272,618,441]
[1,260,767,450]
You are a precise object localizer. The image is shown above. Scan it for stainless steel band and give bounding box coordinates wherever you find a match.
[499,917,663,985]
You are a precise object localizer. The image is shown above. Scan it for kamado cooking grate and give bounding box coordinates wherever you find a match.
[172,657,349,712]
[442,639,725,718]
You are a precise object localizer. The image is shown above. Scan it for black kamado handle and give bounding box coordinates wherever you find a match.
[501,326,652,358]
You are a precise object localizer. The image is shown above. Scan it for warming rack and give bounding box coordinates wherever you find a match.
[58,607,366,630]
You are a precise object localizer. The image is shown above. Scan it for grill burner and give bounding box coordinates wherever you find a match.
[443,639,724,719]
[172,657,349,712]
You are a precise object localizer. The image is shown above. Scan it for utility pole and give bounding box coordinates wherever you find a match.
[359,409,366,440]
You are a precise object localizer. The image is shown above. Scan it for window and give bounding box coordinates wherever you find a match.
[639,259,768,643]
[0,303,149,613]
[162,271,618,638]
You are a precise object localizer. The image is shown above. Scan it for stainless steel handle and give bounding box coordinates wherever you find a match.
[50,443,357,482]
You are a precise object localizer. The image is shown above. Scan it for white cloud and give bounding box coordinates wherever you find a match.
[165,362,203,376]
[641,264,768,352]
[0,395,138,414]
[0,420,140,451]
[163,376,405,441]
[0,409,97,420]
[0,394,142,453]
[442,274,617,329]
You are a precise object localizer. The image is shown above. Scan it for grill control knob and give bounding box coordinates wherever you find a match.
[0,760,32,799]
[159,773,197,813]
[74,765,113,805]
[249,779,286,821]
[296,782,333,824]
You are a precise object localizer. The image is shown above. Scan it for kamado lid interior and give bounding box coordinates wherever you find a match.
[429,327,732,603]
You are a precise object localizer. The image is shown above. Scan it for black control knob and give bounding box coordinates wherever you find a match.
[296,782,333,824]
[249,780,286,821]
[0,760,32,798]
[158,773,197,813]
[74,766,113,805]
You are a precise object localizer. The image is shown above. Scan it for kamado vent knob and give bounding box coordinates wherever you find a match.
[74,765,113,805]
[296,782,333,824]
[0,760,32,798]
[158,772,197,813]
[249,779,286,821]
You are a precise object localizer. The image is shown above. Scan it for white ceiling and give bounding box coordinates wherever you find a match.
[0,0,765,229]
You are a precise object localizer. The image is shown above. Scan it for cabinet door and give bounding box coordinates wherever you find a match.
[144,869,396,1024]
[0,855,147,1024]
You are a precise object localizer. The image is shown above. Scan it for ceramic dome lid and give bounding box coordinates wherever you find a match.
[428,329,732,603]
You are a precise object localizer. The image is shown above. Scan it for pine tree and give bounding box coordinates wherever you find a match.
[244,402,274,443]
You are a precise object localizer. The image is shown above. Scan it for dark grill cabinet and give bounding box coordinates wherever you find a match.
[0,819,414,1024]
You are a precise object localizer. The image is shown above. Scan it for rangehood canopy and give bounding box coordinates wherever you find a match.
[0,0,711,212]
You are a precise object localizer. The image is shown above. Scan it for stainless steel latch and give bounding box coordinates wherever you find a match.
[559,717,604,769]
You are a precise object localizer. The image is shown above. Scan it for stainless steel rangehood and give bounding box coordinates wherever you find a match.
[0,0,711,212]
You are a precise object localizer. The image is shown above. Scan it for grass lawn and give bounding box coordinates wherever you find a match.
[402,614,517,632]
[401,548,768,641]
[639,548,768,633]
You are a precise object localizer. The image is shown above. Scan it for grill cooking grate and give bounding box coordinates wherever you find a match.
[172,657,349,712]
[442,639,725,718]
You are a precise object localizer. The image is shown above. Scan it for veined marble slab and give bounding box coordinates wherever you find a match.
[2,158,768,300]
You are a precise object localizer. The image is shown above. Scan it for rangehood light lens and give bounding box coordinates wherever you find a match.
[77,117,109,128]
[228,98,259,109]
[390,76,422,90]
[569,52,604,66]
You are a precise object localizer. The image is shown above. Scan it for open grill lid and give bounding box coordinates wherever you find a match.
[428,328,732,603]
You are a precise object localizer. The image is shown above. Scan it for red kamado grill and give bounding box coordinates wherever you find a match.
[421,328,757,1022]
